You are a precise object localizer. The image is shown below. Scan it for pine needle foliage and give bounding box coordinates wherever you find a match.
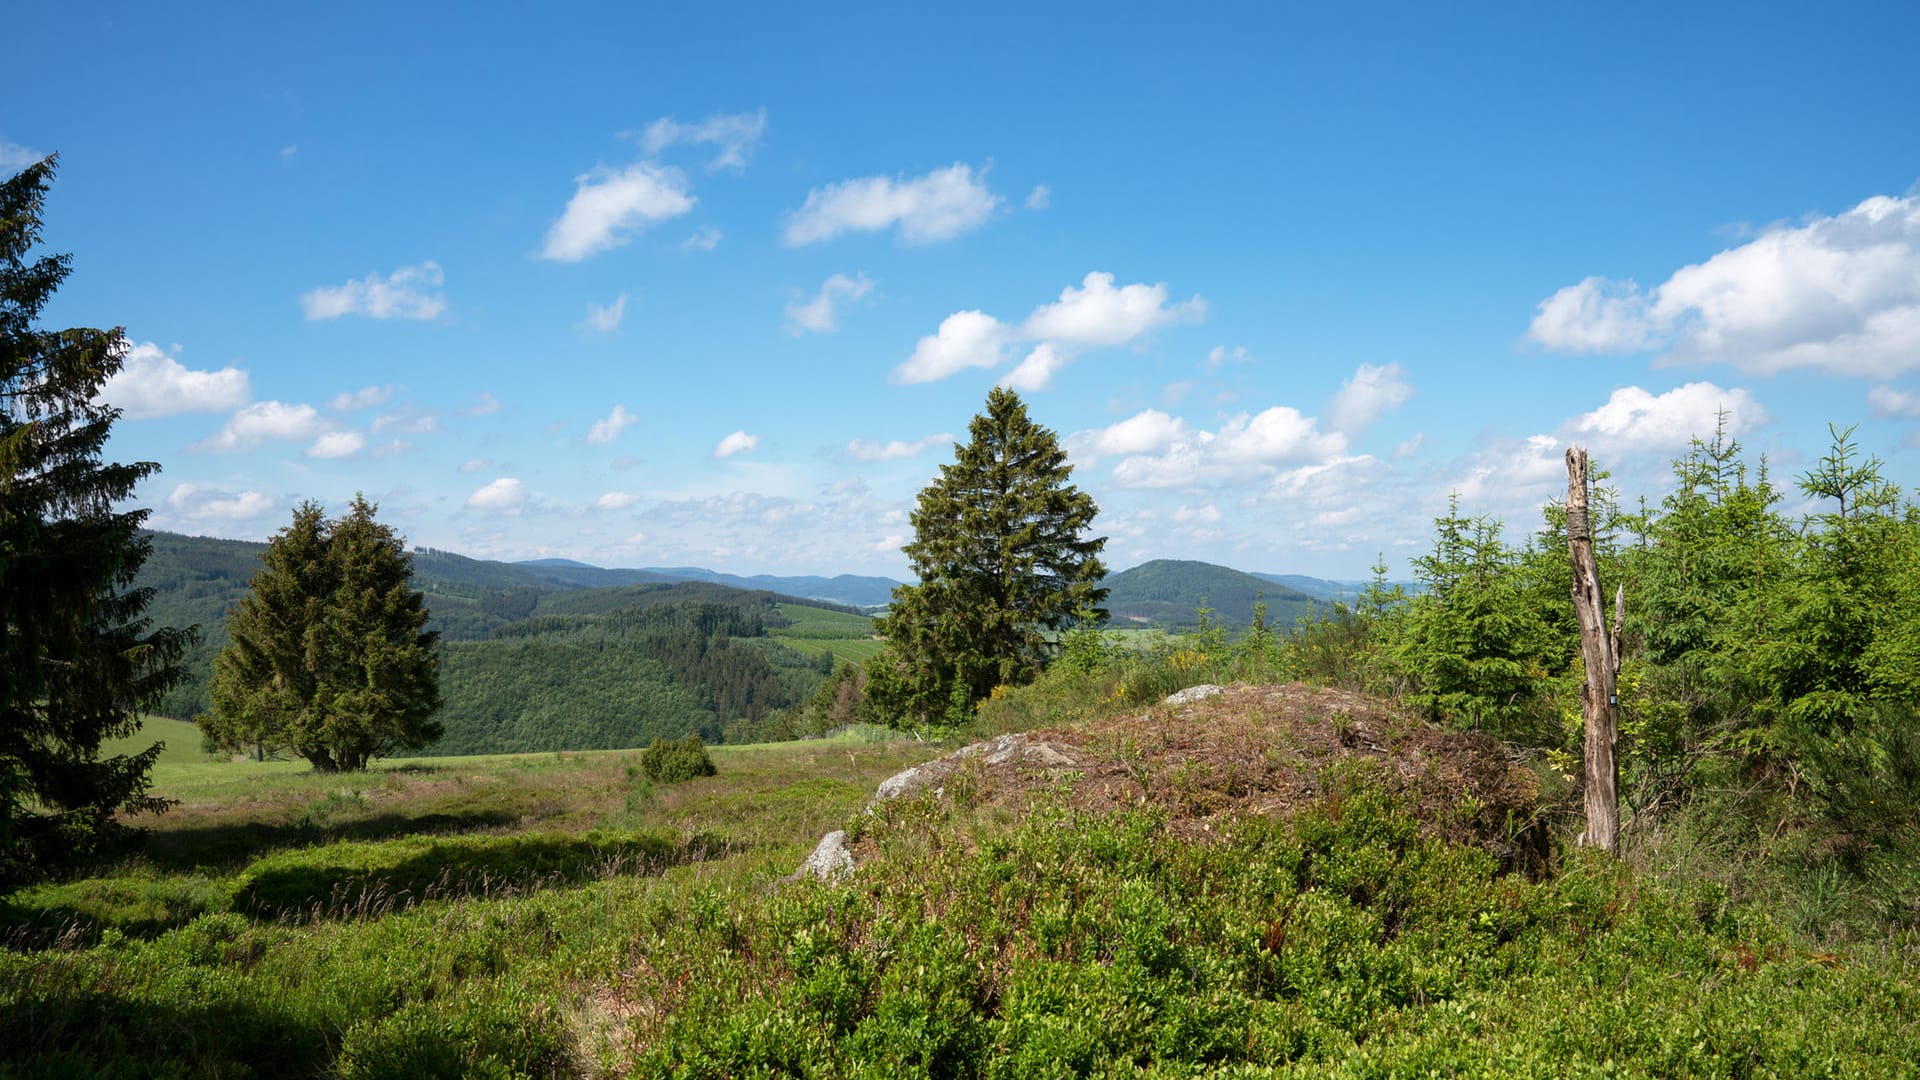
[205,497,442,771]
[868,388,1107,728]
[0,155,190,880]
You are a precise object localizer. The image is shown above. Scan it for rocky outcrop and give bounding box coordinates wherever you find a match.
[787,830,855,882]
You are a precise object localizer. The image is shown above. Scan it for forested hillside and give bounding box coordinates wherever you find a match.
[431,602,835,754]
[1104,558,1318,629]
[133,532,871,749]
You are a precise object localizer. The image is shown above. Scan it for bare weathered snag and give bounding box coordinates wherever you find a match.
[1565,447,1620,854]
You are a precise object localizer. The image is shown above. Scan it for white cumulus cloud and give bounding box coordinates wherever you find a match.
[1022,272,1206,348]
[898,272,1205,389]
[783,162,999,246]
[639,109,766,172]
[98,342,251,419]
[1212,407,1348,465]
[587,404,637,444]
[1328,363,1413,435]
[539,163,695,262]
[1106,406,1346,490]
[1869,384,1920,418]
[1525,277,1658,354]
[1566,382,1768,451]
[786,273,875,335]
[200,401,327,451]
[681,226,722,252]
[1527,191,1920,376]
[301,262,446,321]
[713,430,760,458]
[165,483,276,522]
[1025,184,1051,210]
[1001,342,1070,392]
[894,310,1010,384]
[1069,410,1189,461]
[844,433,954,462]
[466,478,528,512]
[596,491,639,510]
[306,431,366,459]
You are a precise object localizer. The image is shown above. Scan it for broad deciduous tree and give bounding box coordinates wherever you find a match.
[867,387,1107,728]
[205,496,442,771]
[1,155,189,878]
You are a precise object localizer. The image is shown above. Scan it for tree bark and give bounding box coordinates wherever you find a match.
[1565,447,1620,855]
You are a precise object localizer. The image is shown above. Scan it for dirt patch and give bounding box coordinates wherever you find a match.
[864,682,1549,875]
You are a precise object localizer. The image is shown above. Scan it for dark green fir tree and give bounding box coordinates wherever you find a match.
[206,496,442,771]
[867,387,1107,728]
[1,155,190,879]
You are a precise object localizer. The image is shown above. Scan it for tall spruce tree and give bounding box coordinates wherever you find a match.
[867,387,1107,728]
[205,496,441,771]
[1,155,189,878]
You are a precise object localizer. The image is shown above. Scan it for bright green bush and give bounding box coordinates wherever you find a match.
[640,733,718,783]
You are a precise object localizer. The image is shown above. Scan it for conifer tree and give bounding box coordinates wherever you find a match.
[1,155,189,877]
[206,496,441,771]
[867,387,1107,727]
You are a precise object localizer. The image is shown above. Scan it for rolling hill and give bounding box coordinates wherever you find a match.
[132,532,876,748]
[1103,559,1320,630]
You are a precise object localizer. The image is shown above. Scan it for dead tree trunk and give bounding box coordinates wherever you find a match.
[1565,447,1621,854]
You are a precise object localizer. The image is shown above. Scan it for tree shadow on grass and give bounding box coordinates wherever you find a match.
[2,989,331,1080]
[134,809,525,874]
[233,828,741,922]
[4,827,741,951]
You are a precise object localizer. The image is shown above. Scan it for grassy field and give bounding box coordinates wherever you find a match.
[770,601,886,665]
[6,702,1918,1077]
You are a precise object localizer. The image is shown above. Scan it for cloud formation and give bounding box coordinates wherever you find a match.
[1105,407,1348,489]
[640,109,767,172]
[587,404,637,444]
[466,478,528,512]
[896,272,1206,389]
[1068,409,1189,462]
[328,385,394,411]
[583,293,628,334]
[783,163,998,246]
[1527,191,1920,376]
[1566,382,1767,451]
[896,311,1010,384]
[681,226,722,252]
[787,273,875,335]
[1328,363,1413,435]
[713,430,760,458]
[306,431,366,459]
[98,342,251,418]
[539,163,694,262]
[1869,384,1920,418]
[301,262,446,321]
[200,400,327,451]
[1025,184,1051,210]
[166,483,275,522]
[844,432,954,462]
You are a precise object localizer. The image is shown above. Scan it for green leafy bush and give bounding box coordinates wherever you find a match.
[641,734,718,784]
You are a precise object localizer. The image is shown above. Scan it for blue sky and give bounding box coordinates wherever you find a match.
[10,2,1920,579]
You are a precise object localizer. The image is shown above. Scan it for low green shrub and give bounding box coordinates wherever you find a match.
[641,734,718,784]
[630,786,1920,1076]
[336,981,574,1079]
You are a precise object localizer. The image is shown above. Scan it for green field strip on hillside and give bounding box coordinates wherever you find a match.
[771,635,886,665]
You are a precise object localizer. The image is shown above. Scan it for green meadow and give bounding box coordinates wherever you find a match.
[8,703,1919,1077]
